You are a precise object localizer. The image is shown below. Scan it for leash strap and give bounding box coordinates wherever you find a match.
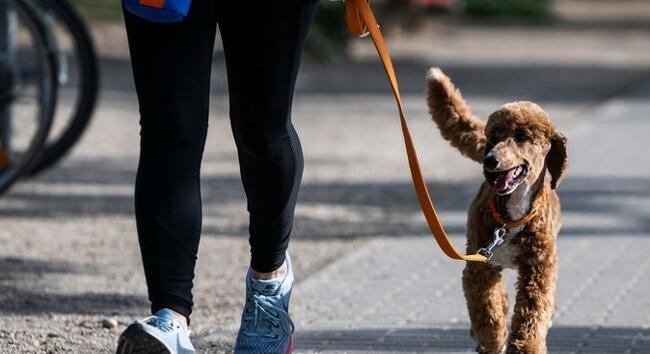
[347,0,486,262]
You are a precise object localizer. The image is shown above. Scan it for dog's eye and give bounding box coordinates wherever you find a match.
[515,131,529,143]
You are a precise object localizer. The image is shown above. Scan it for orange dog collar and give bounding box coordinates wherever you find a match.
[489,187,547,229]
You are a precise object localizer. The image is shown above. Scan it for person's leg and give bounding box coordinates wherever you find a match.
[218,0,317,275]
[217,2,316,352]
[124,0,218,322]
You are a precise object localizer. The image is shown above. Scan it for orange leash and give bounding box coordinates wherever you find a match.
[346,0,486,262]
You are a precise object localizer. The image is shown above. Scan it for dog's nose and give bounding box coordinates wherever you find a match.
[483,154,499,170]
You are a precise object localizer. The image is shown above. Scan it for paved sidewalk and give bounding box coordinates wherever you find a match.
[292,236,650,353]
[287,79,650,353]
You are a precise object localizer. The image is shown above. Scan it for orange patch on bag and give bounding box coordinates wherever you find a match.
[0,149,9,170]
[138,0,166,9]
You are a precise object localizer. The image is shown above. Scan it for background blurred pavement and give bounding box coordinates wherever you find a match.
[1,0,649,352]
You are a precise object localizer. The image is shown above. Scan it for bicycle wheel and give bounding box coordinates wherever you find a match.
[25,0,98,175]
[0,0,57,195]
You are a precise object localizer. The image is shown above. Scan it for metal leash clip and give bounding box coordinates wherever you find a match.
[477,226,507,262]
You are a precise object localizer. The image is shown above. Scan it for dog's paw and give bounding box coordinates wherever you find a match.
[475,343,507,354]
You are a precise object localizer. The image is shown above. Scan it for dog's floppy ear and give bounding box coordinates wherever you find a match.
[547,132,568,189]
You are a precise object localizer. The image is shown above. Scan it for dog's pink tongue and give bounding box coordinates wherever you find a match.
[494,168,517,192]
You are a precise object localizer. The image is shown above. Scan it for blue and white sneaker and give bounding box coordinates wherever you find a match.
[234,253,295,354]
[116,308,195,354]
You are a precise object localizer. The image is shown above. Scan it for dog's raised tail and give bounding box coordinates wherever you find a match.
[426,68,486,163]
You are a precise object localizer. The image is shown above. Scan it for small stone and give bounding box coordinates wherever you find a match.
[101,318,118,329]
[47,332,59,338]
[78,321,93,329]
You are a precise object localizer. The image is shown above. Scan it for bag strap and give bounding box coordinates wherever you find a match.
[346,0,486,262]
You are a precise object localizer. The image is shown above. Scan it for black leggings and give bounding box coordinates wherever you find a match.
[124,0,317,318]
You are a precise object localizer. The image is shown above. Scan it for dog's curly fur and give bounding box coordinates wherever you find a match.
[426,68,568,354]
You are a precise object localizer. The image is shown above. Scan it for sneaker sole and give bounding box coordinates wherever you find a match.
[285,336,294,354]
[116,323,172,354]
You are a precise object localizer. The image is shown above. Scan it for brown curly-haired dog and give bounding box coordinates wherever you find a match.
[425,68,568,354]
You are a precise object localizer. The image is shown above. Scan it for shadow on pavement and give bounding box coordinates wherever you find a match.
[294,325,650,353]
[100,57,650,105]
[2,158,649,239]
[0,257,147,316]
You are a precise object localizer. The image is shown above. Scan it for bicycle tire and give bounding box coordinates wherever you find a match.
[26,0,98,176]
[0,0,57,194]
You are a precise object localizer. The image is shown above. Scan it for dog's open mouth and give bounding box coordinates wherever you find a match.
[485,164,528,195]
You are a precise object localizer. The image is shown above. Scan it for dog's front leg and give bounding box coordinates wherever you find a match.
[463,262,509,354]
[507,259,557,354]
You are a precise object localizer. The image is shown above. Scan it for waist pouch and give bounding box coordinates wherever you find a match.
[122,0,191,23]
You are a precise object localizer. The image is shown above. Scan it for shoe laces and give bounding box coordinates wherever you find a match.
[241,290,294,340]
